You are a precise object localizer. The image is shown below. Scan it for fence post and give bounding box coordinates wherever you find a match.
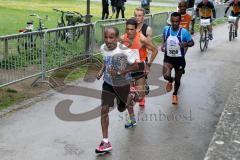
[85,0,91,57]
[41,31,47,81]
[4,39,8,59]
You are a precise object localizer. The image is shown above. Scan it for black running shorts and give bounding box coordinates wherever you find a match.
[164,55,186,72]
[101,82,130,112]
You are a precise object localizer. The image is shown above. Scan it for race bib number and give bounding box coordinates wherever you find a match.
[167,41,180,57]
[200,19,211,26]
[169,49,178,56]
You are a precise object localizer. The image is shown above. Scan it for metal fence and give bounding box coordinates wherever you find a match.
[94,18,126,48]
[0,31,43,87]
[0,24,94,87]
[0,3,227,88]
[152,12,169,38]
[215,4,227,18]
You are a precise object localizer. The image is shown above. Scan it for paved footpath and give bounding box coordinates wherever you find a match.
[0,23,240,160]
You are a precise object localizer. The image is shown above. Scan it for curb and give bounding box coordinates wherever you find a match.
[204,80,240,160]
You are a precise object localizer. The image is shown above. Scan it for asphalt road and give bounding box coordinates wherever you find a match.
[0,23,240,160]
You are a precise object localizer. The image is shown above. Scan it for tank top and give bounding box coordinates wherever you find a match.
[180,14,192,31]
[123,32,147,62]
[165,27,185,57]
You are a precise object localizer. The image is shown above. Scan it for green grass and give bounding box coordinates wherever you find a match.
[131,0,177,3]
[0,0,173,35]
[153,36,162,45]
[213,17,227,26]
[0,88,25,111]
[64,66,88,83]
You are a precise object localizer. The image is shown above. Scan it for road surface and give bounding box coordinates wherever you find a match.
[0,23,240,160]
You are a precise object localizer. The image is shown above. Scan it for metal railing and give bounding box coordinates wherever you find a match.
[0,23,94,87]
[0,31,44,87]
[215,4,227,18]
[0,3,227,88]
[152,12,169,38]
[94,18,126,47]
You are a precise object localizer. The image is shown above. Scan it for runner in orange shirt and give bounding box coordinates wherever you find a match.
[120,18,158,128]
[167,1,192,32]
[179,0,192,31]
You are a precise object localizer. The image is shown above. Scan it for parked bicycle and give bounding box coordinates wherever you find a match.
[53,9,87,42]
[199,18,211,52]
[17,14,48,54]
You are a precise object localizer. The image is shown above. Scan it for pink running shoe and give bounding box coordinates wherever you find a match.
[95,141,112,153]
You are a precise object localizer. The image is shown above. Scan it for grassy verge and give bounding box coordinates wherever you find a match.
[0,0,173,35]
[64,66,88,83]
[0,88,25,111]
[0,53,104,111]
[153,36,162,45]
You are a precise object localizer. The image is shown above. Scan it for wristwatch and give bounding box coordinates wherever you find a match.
[117,71,121,75]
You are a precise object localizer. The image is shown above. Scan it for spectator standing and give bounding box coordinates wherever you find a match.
[102,0,109,20]
[110,0,116,19]
[141,0,151,14]
[116,0,125,19]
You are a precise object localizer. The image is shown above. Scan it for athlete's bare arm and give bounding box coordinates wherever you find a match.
[140,34,158,65]
[97,65,106,80]
[161,34,166,52]
[110,62,145,77]
[146,26,153,40]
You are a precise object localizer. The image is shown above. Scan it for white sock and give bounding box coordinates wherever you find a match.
[103,138,109,143]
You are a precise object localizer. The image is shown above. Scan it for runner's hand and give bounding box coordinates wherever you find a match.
[160,45,165,52]
[109,68,117,78]
[97,70,103,80]
[179,42,188,48]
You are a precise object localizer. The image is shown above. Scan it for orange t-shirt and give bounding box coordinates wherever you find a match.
[123,32,147,62]
[180,13,192,31]
[233,3,240,14]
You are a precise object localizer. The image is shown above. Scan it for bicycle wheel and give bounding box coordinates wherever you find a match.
[17,38,25,54]
[204,29,209,49]
[200,30,205,52]
[73,23,82,41]
[229,23,233,41]
[232,24,235,40]
[56,23,66,41]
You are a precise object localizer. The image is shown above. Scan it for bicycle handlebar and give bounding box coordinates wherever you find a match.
[53,8,65,13]
[73,11,81,15]
[66,11,74,14]
[30,14,37,17]
[30,14,42,20]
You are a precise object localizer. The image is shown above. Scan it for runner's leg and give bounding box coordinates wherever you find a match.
[173,69,184,95]
[163,62,174,92]
[136,77,146,106]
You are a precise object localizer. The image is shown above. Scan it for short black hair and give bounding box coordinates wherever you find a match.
[171,12,181,20]
[104,26,119,37]
[126,18,137,28]
[178,0,187,6]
